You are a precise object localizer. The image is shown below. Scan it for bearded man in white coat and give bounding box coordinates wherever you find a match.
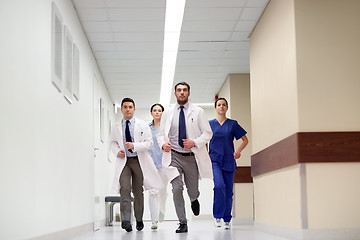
[110,98,163,232]
[157,82,213,233]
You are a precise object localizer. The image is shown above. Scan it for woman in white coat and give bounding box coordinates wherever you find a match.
[147,103,169,230]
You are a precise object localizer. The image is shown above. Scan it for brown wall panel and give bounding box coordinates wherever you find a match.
[251,133,299,177]
[234,166,253,183]
[298,132,360,163]
[251,132,360,177]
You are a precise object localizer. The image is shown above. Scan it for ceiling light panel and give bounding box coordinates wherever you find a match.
[184,8,242,21]
[186,0,246,8]
[108,9,165,21]
[110,21,164,32]
[181,21,237,32]
[240,8,266,20]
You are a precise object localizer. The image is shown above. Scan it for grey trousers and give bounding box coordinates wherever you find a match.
[119,156,144,222]
[170,151,200,224]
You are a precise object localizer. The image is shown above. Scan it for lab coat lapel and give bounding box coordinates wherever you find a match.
[116,123,124,147]
[186,104,195,118]
[186,104,195,130]
[165,107,175,138]
[133,117,140,141]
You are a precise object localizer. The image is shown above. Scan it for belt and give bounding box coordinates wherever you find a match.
[171,149,194,156]
[127,156,138,160]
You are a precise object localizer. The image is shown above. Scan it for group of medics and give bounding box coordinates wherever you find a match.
[110,82,248,233]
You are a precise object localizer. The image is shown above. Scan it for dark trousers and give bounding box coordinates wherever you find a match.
[119,157,144,222]
[170,151,199,224]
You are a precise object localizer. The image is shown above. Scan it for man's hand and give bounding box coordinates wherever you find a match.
[118,150,125,159]
[183,139,195,149]
[162,142,172,152]
[125,142,134,151]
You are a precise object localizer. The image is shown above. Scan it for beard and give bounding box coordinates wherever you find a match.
[177,96,188,105]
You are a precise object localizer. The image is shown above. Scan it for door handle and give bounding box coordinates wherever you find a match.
[94,148,99,157]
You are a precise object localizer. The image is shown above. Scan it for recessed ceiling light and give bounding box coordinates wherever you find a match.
[159,0,186,108]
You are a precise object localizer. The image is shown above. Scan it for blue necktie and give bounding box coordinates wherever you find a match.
[125,120,133,153]
[178,106,186,148]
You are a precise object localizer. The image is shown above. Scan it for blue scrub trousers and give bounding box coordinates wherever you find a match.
[212,162,235,222]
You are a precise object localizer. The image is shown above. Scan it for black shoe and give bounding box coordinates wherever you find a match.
[121,221,132,232]
[175,223,188,233]
[136,221,144,231]
[191,199,200,216]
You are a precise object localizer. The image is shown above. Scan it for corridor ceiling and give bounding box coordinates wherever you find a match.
[72,0,269,109]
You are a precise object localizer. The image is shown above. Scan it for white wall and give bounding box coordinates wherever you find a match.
[0,0,115,239]
[253,165,302,229]
[306,162,360,229]
[250,0,360,235]
[250,0,299,153]
[295,0,360,131]
[228,74,252,167]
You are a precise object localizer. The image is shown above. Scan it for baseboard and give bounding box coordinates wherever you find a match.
[30,220,105,240]
[254,221,360,240]
[232,218,253,225]
[302,228,360,240]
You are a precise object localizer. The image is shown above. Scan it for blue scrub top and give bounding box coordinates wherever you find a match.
[209,119,247,172]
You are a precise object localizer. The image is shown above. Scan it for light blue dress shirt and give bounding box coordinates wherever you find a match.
[148,121,162,168]
[122,117,137,157]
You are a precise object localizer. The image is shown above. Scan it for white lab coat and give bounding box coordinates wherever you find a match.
[157,104,213,181]
[110,117,164,194]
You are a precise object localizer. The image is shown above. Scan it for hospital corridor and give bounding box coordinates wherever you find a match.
[1,0,359,239]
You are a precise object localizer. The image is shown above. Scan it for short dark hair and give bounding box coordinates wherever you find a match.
[121,97,135,108]
[215,97,228,108]
[150,103,164,112]
[174,82,190,92]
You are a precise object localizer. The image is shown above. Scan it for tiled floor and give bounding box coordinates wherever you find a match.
[73,220,289,240]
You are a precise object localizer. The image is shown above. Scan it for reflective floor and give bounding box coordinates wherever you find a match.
[73,220,289,240]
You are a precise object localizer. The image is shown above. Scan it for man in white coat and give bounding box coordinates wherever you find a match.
[157,82,213,233]
[110,98,163,232]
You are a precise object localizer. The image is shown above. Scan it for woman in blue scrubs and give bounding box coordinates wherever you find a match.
[209,97,248,230]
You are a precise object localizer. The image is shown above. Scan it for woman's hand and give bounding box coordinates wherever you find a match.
[234,151,241,159]
[162,142,172,152]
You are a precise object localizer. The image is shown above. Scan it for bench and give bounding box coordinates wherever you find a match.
[105,195,134,226]
[105,196,120,226]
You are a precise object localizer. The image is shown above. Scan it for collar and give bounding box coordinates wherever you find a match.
[149,120,154,127]
[122,116,135,126]
[149,120,161,128]
[175,102,190,110]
